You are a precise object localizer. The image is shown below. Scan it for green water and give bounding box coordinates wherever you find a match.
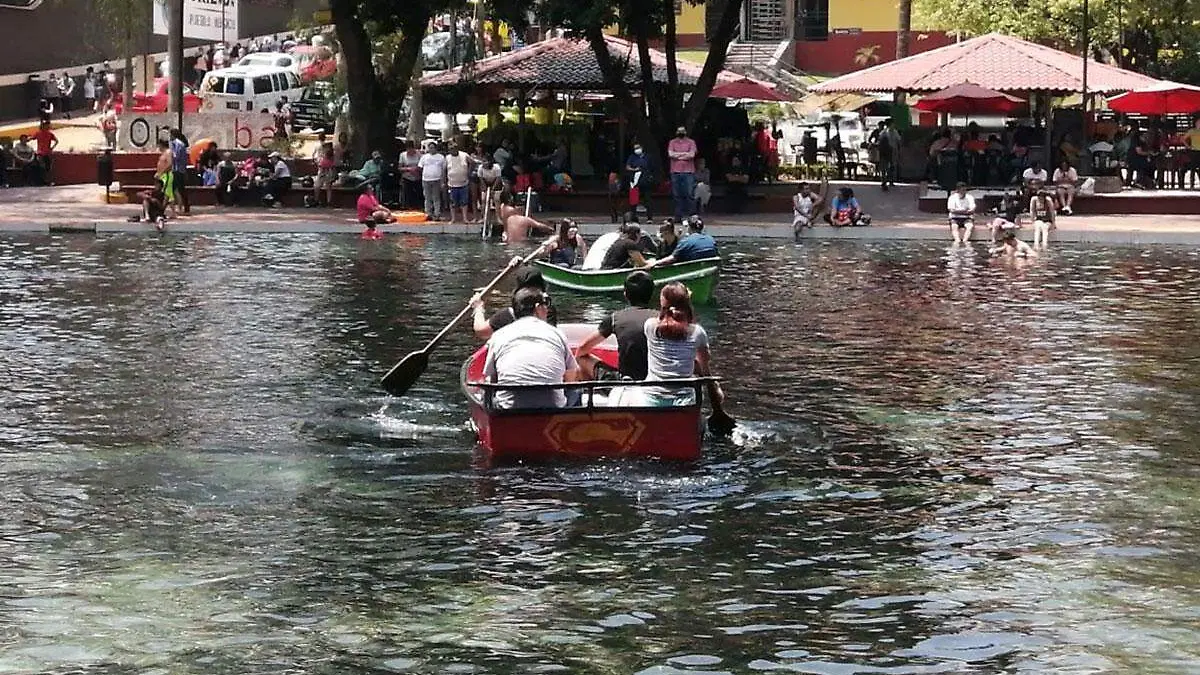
[1,234,1198,673]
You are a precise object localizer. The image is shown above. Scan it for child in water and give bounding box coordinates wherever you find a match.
[989,228,1036,259]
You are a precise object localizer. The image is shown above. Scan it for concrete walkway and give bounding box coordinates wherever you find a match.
[3,185,1200,244]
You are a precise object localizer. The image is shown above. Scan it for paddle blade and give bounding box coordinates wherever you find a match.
[380,350,430,397]
[707,409,736,437]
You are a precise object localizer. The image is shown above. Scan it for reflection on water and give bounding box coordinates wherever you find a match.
[2,234,1200,673]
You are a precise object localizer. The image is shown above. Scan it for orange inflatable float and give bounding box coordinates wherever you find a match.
[391,211,429,224]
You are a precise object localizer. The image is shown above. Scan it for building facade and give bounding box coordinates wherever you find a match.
[673,0,954,75]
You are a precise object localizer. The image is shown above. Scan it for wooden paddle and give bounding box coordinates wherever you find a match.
[706,381,736,436]
[380,240,551,397]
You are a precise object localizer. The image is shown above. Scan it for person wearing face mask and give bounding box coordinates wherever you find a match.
[625,143,653,220]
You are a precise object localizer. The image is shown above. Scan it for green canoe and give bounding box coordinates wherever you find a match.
[534,257,721,304]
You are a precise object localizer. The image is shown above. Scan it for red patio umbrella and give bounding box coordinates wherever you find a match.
[914,82,1025,115]
[1108,81,1200,115]
[709,78,789,102]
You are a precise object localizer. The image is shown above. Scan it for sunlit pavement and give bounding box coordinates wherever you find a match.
[5,185,1200,243]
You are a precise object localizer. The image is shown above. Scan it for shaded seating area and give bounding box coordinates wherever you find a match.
[811,33,1162,195]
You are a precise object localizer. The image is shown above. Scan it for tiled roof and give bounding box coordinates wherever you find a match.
[420,36,742,90]
[812,33,1160,94]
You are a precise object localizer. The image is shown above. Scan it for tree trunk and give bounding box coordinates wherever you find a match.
[331,0,429,160]
[632,20,667,169]
[896,0,912,59]
[408,55,425,141]
[167,0,183,117]
[663,0,681,134]
[586,26,658,175]
[123,26,134,113]
[682,0,745,129]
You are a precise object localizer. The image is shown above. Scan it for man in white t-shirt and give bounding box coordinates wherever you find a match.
[1053,159,1078,215]
[483,287,580,410]
[946,182,976,244]
[1021,160,1049,187]
[266,151,292,207]
[444,143,472,224]
[418,144,447,220]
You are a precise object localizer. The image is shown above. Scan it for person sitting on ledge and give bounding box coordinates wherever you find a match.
[827,187,869,227]
[357,182,392,226]
[724,155,750,214]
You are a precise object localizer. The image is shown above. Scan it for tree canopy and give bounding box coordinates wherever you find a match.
[494,0,746,170]
[914,0,1200,82]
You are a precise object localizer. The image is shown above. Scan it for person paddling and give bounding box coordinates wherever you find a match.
[471,265,557,339]
[575,270,658,381]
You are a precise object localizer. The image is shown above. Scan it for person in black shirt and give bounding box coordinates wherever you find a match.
[576,270,657,380]
[656,219,679,257]
[471,265,557,339]
[601,224,650,269]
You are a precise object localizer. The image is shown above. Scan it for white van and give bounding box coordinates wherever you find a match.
[199,66,305,113]
[234,52,296,71]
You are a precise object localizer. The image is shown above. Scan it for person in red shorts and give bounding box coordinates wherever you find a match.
[31,121,58,186]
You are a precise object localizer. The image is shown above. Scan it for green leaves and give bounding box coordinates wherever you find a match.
[914,0,1200,82]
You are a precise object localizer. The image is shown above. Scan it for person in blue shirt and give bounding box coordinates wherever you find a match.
[646,215,717,267]
[168,128,191,215]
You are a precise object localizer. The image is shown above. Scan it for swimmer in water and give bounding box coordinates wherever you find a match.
[988,228,1037,259]
[498,202,554,243]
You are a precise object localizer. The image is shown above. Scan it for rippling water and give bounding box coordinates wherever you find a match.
[2,234,1199,674]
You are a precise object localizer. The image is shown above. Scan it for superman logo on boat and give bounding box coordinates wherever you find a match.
[543,414,646,455]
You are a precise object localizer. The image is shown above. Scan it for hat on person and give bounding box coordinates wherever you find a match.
[513,266,546,291]
[268,151,281,159]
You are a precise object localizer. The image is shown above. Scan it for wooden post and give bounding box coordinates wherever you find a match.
[1043,92,1054,166]
[517,87,527,152]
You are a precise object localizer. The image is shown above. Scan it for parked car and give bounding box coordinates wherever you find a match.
[421,31,474,71]
[290,45,338,83]
[290,82,335,133]
[113,78,202,114]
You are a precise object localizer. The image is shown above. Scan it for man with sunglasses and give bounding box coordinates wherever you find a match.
[483,287,580,410]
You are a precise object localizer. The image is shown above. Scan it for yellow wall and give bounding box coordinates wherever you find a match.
[677,2,706,35]
[829,0,901,32]
[605,1,707,36]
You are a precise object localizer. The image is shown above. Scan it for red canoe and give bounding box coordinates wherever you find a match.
[460,324,711,462]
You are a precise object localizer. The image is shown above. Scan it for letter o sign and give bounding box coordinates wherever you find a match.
[128,118,151,148]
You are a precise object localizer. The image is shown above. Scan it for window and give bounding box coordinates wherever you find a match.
[796,0,829,41]
[205,75,225,94]
[287,72,301,89]
[225,77,245,95]
[271,73,285,91]
[253,75,273,94]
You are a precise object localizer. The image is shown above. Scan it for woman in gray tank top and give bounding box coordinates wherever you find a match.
[641,282,723,407]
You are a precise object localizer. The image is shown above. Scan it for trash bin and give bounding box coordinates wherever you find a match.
[26,74,43,118]
[97,149,114,187]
